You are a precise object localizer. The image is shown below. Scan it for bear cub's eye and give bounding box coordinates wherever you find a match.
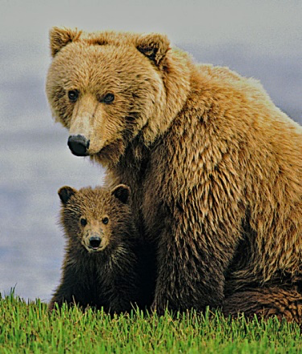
[102,217,109,225]
[80,218,87,226]
[68,90,79,102]
[101,93,115,104]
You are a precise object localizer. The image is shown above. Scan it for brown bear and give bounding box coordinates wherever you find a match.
[46,27,302,321]
[49,184,152,313]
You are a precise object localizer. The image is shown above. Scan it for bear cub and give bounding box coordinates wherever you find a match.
[49,184,144,313]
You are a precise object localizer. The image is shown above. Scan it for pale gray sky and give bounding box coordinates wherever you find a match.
[1,0,301,55]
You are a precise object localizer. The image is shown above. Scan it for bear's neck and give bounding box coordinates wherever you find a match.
[117,134,151,183]
[111,52,199,181]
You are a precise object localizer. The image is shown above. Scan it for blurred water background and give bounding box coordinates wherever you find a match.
[0,0,301,303]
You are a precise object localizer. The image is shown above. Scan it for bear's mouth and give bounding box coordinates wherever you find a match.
[90,140,126,165]
[82,241,105,253]
[87,245,105,252]
[82,236,109,253]
[89,246,99,252]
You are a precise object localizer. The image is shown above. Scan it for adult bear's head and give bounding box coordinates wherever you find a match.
[46,27,190,166]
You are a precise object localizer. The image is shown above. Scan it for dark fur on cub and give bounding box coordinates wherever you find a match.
[49,184,143,313]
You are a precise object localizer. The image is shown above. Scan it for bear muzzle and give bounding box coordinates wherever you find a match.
[82,233,108,253]
[68,135,90,156]
[89,236,101,250]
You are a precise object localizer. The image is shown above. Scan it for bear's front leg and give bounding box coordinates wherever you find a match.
[103,275,138,314]
[49,261,92,310]
[49,283,76,310]
[99,250,141,314]
[152,213,241,314]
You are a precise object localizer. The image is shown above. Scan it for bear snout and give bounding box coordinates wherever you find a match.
[68,135,90,156]
[89,236,101,249]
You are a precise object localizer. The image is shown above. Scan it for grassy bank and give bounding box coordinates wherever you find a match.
[0,292,301,353]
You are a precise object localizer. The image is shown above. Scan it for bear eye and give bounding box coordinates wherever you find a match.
[80,218,87,226]
[68,90,79,102]
[102,93,115,104]
[102,217,109,225]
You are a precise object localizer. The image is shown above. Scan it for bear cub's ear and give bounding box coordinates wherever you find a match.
[136,33,170,66]
[49,27,81,57]
[58,186,77,205]
[111,184,131,204]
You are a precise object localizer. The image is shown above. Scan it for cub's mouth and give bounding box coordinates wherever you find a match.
[87,246,104,253]
[82,236,106,253]
[83,244,106,253]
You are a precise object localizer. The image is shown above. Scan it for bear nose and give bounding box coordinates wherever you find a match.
[89,236,101,248]
[68,135,90,156]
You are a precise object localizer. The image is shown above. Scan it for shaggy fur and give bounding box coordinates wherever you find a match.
[46,27,302,321]
[49,184,152,313]
[223,287,302,324]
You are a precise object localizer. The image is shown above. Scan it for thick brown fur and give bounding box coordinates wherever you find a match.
[49,184,154,313]
[223,287,302,324]
[46,27,302,321]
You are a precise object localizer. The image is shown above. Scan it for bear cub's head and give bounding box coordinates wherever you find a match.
[58,184,135,253]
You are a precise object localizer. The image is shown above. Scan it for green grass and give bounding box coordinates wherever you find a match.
[0,292,301,353]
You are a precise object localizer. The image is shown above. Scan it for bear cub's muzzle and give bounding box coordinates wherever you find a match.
[89,236,101,249]
[82,232,107,253]
[68,135,90,156]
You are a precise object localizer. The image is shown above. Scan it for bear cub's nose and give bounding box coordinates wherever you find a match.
[68,135,90,156]
[89,236,101,248]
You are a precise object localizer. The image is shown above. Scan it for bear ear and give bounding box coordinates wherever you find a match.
[58,186,77,205]
[49,27,81,57]
[136,33,170,66]
[111,184,131,204]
